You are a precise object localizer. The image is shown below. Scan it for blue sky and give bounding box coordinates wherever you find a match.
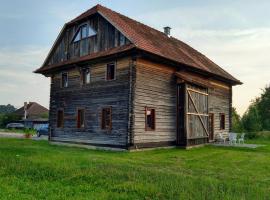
[0,0,269,115]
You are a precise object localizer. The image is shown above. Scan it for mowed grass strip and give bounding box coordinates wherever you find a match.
[0,138,270,200]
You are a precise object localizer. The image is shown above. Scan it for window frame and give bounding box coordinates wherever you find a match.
[77,108,86,129]
[145,107,156,131]
[106,62,116,81]
[71,23,97,43]
[219,113,225,130]
[57,109,64,128]
[81,67,91,85]
[101,107,112,131]
[61,72,68,88]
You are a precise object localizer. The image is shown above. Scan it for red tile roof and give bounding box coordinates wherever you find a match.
[13,102,49,120]
[36,4,241,84]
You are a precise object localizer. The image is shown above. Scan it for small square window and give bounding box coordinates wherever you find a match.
[57,110,64,128]
[77,109,85,129]
[220,113,225,130]
[106,63,116,81]
[82,68,91,85]
[101,107,112,131]
[61,72,68,88]
[145,108,155,131]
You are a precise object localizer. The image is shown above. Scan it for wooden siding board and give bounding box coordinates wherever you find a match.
[208,84,230,139]
[49,57,131,146]
[133,58,177,144]
[46,14,130,67]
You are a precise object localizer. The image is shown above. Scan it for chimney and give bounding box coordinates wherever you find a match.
[24,102,28,120]
[164,26,171,37]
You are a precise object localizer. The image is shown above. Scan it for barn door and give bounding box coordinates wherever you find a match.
[186,84,209,144]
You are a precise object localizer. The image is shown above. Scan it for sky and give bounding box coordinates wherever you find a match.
[0,0,269,115]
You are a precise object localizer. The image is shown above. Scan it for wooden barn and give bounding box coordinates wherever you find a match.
[35,4,242,149]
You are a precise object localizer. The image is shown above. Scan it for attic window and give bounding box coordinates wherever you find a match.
[72,24,97,43]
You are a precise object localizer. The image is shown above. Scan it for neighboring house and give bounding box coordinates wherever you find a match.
[35,4,242,149]
[13,102,49,129]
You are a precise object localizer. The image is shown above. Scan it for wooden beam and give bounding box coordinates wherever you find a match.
[187,113,209,117]
[187,88,208,96]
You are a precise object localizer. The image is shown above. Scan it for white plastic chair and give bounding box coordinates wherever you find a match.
[229,133,237,145]
[217,133,226,143]
[238,133,245,144]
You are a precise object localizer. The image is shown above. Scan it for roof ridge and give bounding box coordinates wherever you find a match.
[97,4,168,37]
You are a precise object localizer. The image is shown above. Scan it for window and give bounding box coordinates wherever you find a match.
[57,110,64,128]
[119,34,125,46]
[72,24,97,43]
[145,107,155,131]
[106,63,116,81]
[101,107,112,130]
[220,113,225,130]
[81,68,91,85]
[61,72,68,88]
[77,109,85,129]
[81,25,88,39]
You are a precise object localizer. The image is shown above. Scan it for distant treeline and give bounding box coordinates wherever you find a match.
[232,85,270,133]
[0,104,16,114]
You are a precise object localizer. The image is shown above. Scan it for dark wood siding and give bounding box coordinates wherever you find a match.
[208,81,231,139]
[49,58,131,146]
[46,14,130,66]
[132,59,177,145]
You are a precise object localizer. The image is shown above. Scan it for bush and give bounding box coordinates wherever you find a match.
[0,113,21,128]
[245,132,259,139]
[245,131,270,140]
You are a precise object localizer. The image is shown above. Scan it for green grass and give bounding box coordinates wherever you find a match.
[1,139,270,200]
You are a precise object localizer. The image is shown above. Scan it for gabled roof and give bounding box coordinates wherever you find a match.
[14,102,49,119]
[36,4,241,85]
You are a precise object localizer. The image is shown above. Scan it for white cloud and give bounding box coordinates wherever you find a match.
[134,5,270,115]
[0,46,50,109]
[175,28,270,115]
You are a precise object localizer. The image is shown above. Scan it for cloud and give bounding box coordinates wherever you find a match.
[133,3,270,115]
[178,28,270,115]
[0,46,50,109]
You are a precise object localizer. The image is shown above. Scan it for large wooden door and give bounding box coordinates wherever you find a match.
[186,84,209,145]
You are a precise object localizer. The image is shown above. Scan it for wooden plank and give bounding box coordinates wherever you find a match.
[187,113,209,117]
[187,88,208,96]
[187,90,209,137]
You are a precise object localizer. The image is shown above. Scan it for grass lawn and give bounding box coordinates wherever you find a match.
[0,139,270,199]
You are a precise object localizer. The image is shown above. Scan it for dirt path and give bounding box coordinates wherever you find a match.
[0,132,48,140]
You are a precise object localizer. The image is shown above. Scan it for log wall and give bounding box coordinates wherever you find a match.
[208,80,231,139]
[46,14,130,66]
[132,58,177,145]
[49,57,131,147]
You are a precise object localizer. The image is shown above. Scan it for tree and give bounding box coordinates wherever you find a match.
[0,113,21,128]
[242,100,262,132]
[231,107,243,133]
[0,104,16,114]
[257,85,270,130]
